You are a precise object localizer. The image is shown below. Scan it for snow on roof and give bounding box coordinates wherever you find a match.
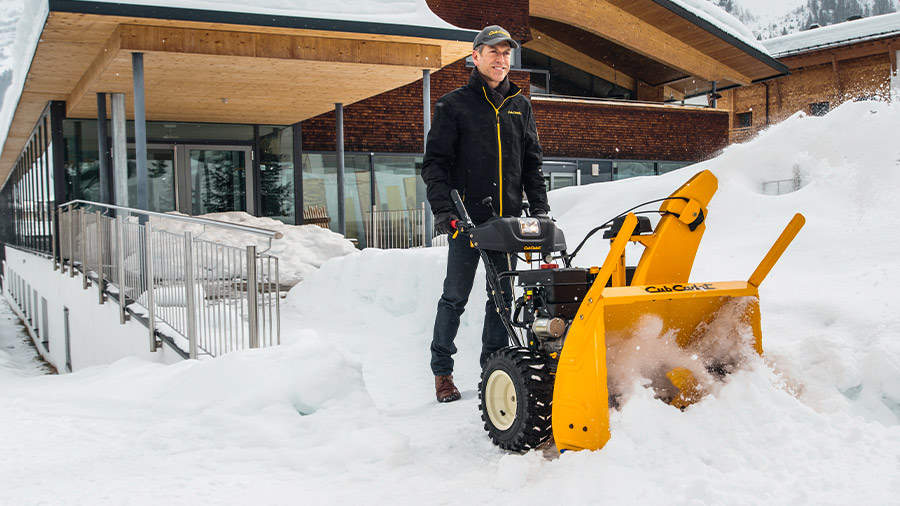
[666,0,770,55]
[94,0,466,31]
[763,12,900,57]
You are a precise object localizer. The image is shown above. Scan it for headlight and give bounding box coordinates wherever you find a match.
[518,217,540,236]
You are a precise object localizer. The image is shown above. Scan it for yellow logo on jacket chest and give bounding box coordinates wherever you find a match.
[507,110,522,115]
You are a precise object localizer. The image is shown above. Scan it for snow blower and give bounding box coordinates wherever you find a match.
[450,170,805,453]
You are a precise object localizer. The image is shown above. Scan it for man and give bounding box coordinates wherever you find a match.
[422,25,550,403]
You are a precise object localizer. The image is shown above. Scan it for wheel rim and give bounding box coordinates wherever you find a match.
[485,370,518,431]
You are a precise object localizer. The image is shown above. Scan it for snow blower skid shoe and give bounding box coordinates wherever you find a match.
[450,170,805,454]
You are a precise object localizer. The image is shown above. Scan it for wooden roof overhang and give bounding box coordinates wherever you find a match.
[1,0,475,185]
[527,0,788,97]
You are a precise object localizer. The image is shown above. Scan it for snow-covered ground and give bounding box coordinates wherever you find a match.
[2,101,900,504]
[0,296,49,378]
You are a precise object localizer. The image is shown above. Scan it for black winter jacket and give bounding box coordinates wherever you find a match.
[422,71,549,224]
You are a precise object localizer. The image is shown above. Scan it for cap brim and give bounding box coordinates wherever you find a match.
[480,37,519,49]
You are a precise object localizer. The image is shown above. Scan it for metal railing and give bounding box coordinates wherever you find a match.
[365,203,429,249]
[762,171,803,196]
[56,201,282,359]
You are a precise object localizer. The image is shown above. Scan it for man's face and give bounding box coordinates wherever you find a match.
[473,42,512,88]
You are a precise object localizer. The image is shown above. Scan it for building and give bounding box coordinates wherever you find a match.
[0,0,791,249]
[0,0,795,370]
[719,12,900,144]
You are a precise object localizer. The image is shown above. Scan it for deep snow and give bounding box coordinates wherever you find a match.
[2,102,900,504]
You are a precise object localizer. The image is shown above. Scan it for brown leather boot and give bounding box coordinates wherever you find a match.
[435,374,461,403]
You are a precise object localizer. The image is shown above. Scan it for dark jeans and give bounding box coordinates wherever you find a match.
[430,234,517,376]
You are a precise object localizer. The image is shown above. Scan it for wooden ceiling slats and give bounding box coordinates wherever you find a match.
[0,10,472,182]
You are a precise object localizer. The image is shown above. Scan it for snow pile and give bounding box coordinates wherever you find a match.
[150,211,357,285]
[1,100,900,503]
[764,11,900,56]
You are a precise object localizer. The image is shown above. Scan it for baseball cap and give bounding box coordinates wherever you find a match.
[473,25,519,50]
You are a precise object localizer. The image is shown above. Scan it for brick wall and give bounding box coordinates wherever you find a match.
[533,100,729,161]
[301,61,531,152]
[721,48,893,143]
[425,0,531,42]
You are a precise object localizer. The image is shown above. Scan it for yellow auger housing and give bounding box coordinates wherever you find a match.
[551,171,805,451]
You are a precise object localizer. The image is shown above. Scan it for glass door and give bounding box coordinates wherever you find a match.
[179,145,253,215]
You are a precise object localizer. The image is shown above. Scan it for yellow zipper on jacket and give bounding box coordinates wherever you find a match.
[482,86,521,217]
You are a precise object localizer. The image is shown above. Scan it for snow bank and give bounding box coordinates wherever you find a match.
[150,211,357,285]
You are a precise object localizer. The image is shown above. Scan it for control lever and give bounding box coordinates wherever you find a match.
[482,196,499,218]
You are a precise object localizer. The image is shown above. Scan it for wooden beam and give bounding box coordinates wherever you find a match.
[663,85,685,102]
[67,27,123,118]
[890,45,897,75]
[117,24,442,68]
[530,0,753,85]
[527,28,636,90]
[832,55,843,102]
[780,37,900,69]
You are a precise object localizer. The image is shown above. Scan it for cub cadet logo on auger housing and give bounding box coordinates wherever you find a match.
[523,245,541,251]
[644,283,715,294]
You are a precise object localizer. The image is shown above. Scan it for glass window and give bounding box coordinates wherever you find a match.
[258,126,294,224]
[136,121,254,142]
[614,161,655,180]
[735,112,752,128]
[63,119,101,202]
[302,153,370,244]
[373,154,424,211]
[658,161,690,174]
[577,160,612,182]
[810,102,830,117]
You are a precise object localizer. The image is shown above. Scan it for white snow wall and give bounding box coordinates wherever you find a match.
[1,246,182,372]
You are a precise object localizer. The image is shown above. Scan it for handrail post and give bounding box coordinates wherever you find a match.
[274,256,280,346]
[145,221,157,351]
[81,209,88,289]
[372,205,378,249]
[246,245,259,349]
[420,202,426,248]
[69,208,77,277]
[52,208,59,270]
[96,211,105,304]
[116,216,127,323]
[183,231,198,359]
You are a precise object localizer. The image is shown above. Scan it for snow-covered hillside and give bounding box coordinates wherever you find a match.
[714,0,899,39]
[2,100,899,504]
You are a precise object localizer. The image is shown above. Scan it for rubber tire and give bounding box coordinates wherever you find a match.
[478,347,553,452]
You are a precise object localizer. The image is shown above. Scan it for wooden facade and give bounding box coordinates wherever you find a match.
[719,34,900,144]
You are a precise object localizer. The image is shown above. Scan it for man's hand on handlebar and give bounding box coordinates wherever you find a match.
[435,211,459,235]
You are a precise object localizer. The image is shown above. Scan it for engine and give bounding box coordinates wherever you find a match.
[514,267,597,358]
